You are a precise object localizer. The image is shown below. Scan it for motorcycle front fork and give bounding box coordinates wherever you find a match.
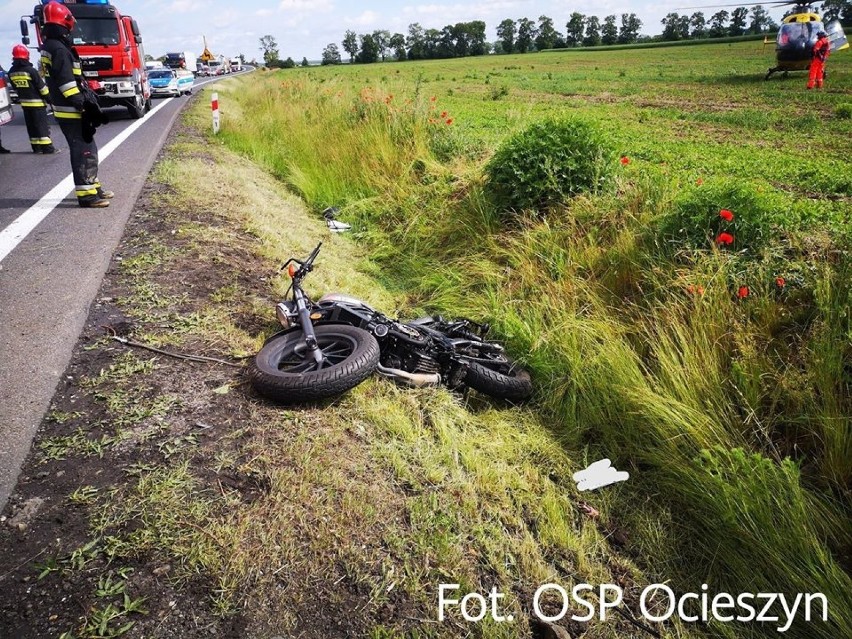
[294,287,324,365]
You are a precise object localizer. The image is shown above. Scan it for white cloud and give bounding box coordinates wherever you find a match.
[279,0,333,9]
[347,10,379,27]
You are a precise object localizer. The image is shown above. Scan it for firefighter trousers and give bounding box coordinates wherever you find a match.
[807,59,825,89]
[22,107,55,152]
[57,119,102,205]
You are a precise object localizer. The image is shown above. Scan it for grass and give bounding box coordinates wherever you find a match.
[203,40,851,639]
[26,112,707,638]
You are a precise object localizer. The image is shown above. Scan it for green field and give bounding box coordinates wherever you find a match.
[211,40,851,638]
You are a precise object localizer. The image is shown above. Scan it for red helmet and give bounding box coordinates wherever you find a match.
[43,2,76,30]
[12,44,30,60]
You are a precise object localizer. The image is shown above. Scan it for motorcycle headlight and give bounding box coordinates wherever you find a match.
[275,302,292,329]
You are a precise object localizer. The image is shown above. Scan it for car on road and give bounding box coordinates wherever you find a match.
[148,68,193,97]
[0,65,14,124]
[0,64,17,109]
[208,60,228,76]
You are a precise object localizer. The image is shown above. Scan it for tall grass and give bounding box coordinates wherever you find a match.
[213,59,850,638]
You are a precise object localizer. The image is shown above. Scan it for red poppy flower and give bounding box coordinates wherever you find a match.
[620,156,630,165]
[446,118,453,125]
[737,286,749,299]
[696,178,703,185]
[775,277,786,288]
[686,285,695,294]
[441,111,448,118]
[715,232,734,245]
[697,286,705,295]
[430,96,436,102]
[719,209,734,222]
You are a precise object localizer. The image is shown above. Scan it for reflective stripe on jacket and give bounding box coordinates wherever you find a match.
[9,59,50,108]
[41,38,85,119]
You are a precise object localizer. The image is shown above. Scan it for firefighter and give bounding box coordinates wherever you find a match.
[807,30,830,90]
[10,44,56,154]
[41,1,112,207]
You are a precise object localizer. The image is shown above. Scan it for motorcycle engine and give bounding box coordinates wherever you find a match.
[383,344,440,375]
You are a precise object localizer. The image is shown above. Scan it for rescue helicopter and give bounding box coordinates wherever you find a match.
[765,1,848,79]
[676,2,849,79]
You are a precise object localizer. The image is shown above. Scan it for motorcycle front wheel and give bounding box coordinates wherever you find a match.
[249,325,380,403]
[464,358,532,403]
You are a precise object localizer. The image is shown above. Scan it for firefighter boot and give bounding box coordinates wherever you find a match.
[79,197,110,208]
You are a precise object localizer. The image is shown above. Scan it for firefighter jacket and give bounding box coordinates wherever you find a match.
[812,37,830,63]
[41,30,85,120]
[9,59,50,108]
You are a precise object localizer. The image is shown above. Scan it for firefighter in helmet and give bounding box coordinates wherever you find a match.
[807,30,830,90]
[10,44,56,154]
[41,1,112,207]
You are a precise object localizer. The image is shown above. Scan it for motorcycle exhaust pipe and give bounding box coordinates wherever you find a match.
[376,364,441,387]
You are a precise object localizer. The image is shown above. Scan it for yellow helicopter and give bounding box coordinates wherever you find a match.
[766,1,849,79]
[678,2,848,78]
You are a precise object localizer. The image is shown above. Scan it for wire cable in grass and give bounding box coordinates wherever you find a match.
[106,333,249,368]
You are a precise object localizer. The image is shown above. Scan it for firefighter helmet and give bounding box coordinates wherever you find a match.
[12,44,30,60]
[43,2,76,31]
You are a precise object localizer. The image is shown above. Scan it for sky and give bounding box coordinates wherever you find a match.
[1,0,793,63]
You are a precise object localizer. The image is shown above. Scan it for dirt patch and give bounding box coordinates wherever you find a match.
[0,122,407,639]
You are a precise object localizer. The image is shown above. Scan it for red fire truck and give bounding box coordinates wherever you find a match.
[20,0,151,119]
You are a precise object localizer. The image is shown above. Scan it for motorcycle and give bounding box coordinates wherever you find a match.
[248,242,532,404]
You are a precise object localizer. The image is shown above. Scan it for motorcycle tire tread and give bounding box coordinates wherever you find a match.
[464,360,533,403]
[248,325,380,404]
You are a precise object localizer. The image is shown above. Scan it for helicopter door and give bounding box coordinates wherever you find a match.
[826,20,849,52]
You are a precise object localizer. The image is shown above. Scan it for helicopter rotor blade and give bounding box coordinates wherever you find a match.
[674,1,806,10]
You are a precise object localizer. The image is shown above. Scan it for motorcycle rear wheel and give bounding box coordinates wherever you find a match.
[249,325,379,403]
[464,358,532,402]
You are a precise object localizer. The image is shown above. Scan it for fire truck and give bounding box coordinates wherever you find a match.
[20,0,151,119]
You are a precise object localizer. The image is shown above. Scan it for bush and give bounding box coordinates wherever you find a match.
[655,178,791,256]
[485,117,615,213]
[835,103,852,120]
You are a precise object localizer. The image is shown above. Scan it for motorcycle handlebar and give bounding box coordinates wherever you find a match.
[281,242,323,280]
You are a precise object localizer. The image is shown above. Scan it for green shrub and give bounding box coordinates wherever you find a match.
[656,178,791,257]
[834,103,852,120]
[485,117,615,213]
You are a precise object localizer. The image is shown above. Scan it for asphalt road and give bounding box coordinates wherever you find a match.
[0,73,236,508]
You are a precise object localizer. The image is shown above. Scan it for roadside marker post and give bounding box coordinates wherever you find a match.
[212,92,220,134]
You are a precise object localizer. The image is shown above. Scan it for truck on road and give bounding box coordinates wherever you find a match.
[20,0,151,119]
[164,51,197,75]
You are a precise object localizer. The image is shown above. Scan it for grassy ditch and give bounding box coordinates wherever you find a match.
[0,102,706,638]
[208,41,851,639]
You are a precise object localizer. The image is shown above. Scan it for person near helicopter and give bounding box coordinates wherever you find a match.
[807,30,830,89]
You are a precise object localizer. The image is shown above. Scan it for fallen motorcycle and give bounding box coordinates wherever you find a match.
[248,242,532,404]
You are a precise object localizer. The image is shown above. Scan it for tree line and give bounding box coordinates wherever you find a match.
[255,1,852,66]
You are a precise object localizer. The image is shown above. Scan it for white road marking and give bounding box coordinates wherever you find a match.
[0,98,175,263]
